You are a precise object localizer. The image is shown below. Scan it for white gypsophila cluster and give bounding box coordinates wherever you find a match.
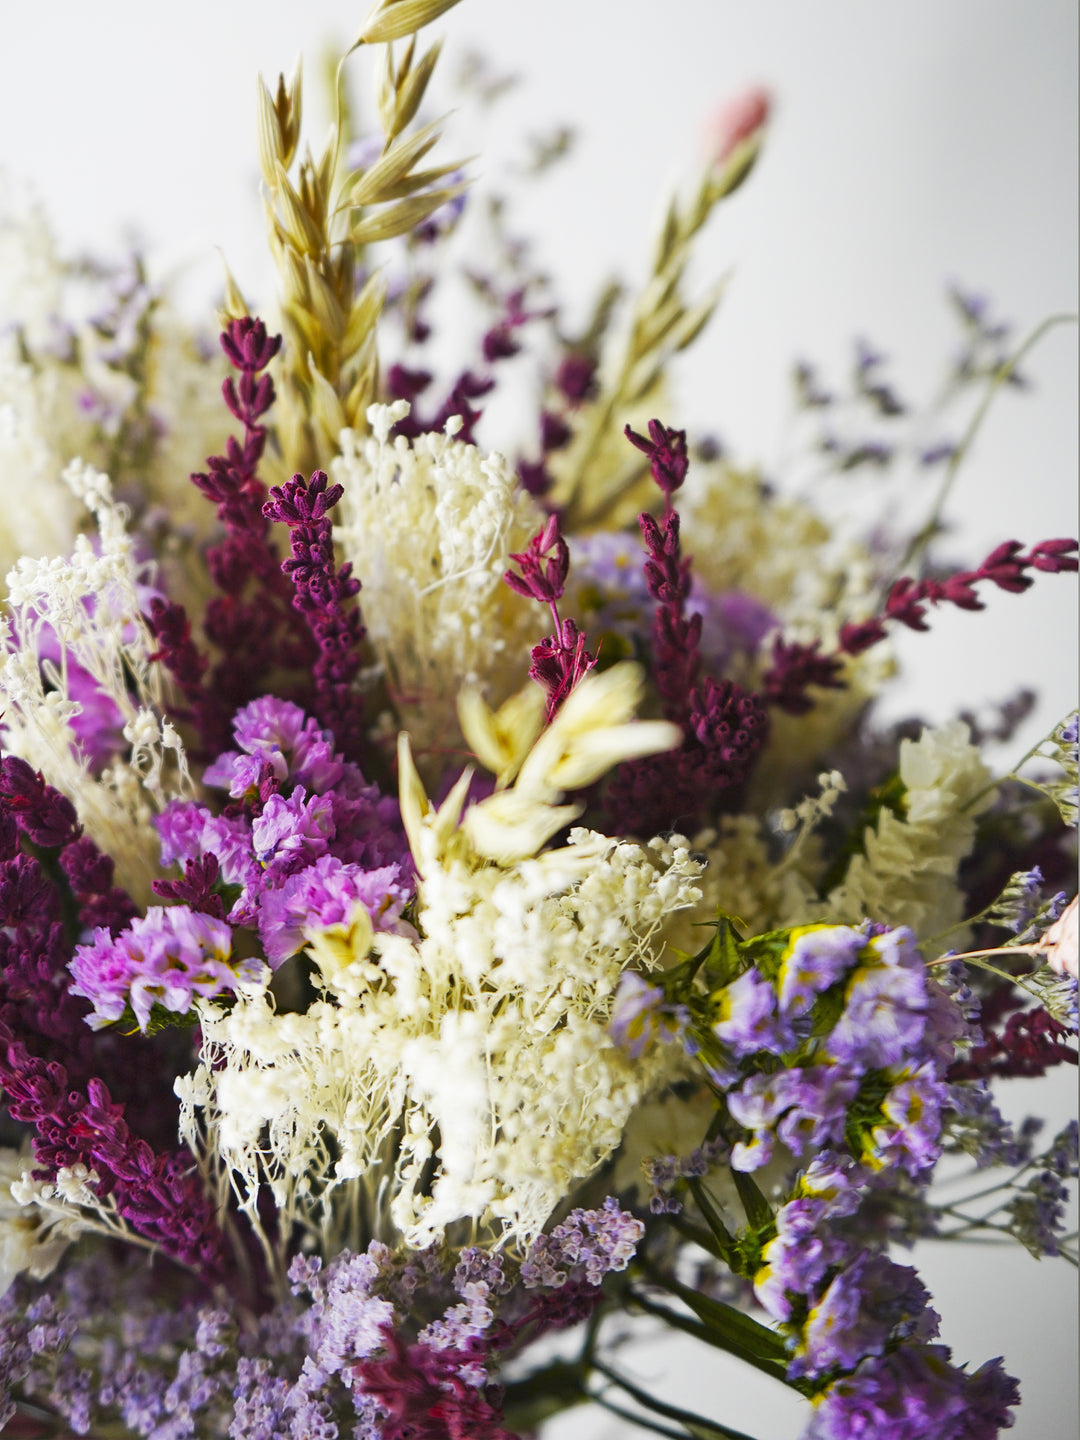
[681,459,862,621]
[2,1151,165,1290]
[0,357,86,585]
[182,828,702,1255]
[330,402,547,762]
[0,460,189,901]
[0,1148,87,1296]
[0,183,230,607]
[180,665,701,1254]
[817,719,994,942]
[0,185,85,581]
[680,457,895,805]
[678,815,824,946]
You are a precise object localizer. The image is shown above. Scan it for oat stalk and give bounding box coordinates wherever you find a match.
[255,0,468,474]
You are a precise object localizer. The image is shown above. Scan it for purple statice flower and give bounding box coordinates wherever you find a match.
[791,1252,939,1379]
[869,1063,949,1176]
[203,695,345,798]
[156,699,412,951]
[521,1199,645,1289]
[803,1343,1019,1440]
[942,1082,1027,1169]
[754,1198,848,1322]
[68,904,265,1031]
[713,965,794,1057]
[251,787,335,876]
[828,960,929,1071]
[325,765,411,873]
[608,971,689,1058]
[688,586,778,674]
[774,1066,862,1158]
[1046,1119,1079,1178]
[1003,1169,1071,1258]
[643,1136,731,1215]
[776,925,866,1018]
[799,1152,868,1216]
[726,1069,808,1170]
[156,804,262,916]
[256,854,409,968]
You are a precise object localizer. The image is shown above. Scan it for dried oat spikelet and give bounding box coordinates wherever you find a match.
[258,1,467,475]
[552,128,768,530]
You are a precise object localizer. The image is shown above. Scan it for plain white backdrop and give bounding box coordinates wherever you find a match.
[0,3,1076,1437]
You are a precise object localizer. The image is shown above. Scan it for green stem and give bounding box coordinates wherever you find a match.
[899,311,1078,575]
[628,1289,795,1388]
[593,1360,763,1440]
[588,1392,690,1439]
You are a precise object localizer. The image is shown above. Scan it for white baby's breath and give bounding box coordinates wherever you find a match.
[0,460,189,900]
[332,406,546,763]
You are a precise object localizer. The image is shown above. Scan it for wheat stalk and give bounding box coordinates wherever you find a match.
[252,0,468,475]
[550,131,765,531]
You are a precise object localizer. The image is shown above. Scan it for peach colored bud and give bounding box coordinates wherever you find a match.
[1040,894,1078,980]
[708,86,772,166]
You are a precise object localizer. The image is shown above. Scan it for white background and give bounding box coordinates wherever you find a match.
[0,3,1076,1437]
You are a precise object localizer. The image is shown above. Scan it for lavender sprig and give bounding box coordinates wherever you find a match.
[263,470,367,760]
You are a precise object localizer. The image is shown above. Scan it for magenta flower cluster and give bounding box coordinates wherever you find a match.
[156,696,411,970]
[68,905,258,1033]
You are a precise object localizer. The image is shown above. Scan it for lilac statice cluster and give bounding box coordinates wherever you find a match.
[606,914,1028,1426]
[2,1201,646,1440]
[752,1153,943,1379]
[62,696,412,1031]
[156,696,411,969]
[709,925,970,1177]
[804,1343,1020,1440]
[68,905,261,1033]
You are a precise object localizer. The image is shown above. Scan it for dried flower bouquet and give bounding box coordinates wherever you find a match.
[0,2,1076,1437]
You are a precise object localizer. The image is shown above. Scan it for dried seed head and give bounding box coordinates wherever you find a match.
[356,0,464,48]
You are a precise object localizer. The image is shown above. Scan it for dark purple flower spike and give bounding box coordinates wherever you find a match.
[263,471,367,759]
[505,514,598,719]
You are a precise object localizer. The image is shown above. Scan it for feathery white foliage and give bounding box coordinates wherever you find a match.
[331,402,546,761]
[0,460,188,900]
[181,665,700,1251]
[183,829,702,1251]
[821,720,994,941]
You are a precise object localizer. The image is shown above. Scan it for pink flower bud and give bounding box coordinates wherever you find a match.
[708,86,772,166]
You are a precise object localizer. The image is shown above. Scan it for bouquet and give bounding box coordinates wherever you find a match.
[0,2,1076,1436]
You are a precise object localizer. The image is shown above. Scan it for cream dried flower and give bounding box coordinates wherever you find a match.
[332,405,547,762]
